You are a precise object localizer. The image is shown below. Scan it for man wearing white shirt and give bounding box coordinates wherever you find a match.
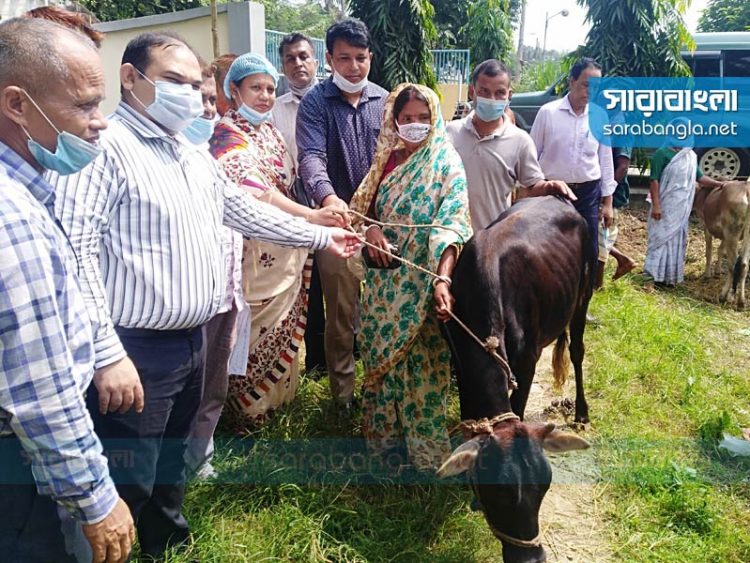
[48,31,359,559]
[271,32,327,373]
[530,57,616,279]
[272,32,319,168]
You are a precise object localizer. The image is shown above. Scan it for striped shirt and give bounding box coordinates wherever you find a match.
[49,102,331,369]
[0,141,118,524]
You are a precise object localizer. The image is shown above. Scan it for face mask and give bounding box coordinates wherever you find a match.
[22,90,101,175]
[289,76,319,100]
[396,122,431,144]
[133,69,203,132]
[332,71,368,94]
[474,96,510,122]
[183,114,219,145]
[238,103,272,126]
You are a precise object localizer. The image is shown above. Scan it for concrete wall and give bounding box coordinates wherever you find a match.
[95,2,264,115]
[437,82,469,123]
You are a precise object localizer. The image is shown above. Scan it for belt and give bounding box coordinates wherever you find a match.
[567,179,600,190]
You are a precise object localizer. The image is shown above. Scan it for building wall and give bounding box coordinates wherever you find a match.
[95,2,263,115]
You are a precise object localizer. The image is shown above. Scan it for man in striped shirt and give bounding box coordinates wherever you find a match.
[48,31,360,558]
[0,18,134,563]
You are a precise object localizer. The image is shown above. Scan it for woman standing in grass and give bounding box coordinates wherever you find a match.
[645,137,724,286]
[349,83,472,472]
[209,53,345,428]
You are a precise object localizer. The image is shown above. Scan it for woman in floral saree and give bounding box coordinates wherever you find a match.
[209,53,344,428]
[349,83,472,471]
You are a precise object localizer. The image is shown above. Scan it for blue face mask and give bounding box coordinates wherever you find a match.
[238,103,272,126]
[474,96,510,122]
[22,91,101,175]
[183,114,219,145]
[133,69,203,133]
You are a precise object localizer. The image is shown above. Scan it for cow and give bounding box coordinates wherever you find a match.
[692,180,750,308]
[437,196,592,563]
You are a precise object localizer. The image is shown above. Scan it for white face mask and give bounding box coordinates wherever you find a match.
[133,69,204,132]
[332,70,368,94]
[396,121,431,144]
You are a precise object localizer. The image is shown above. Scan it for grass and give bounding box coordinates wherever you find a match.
[586,276,750,562]
[139,271,750,562]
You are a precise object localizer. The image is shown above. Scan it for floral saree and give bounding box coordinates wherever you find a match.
[349,84,473,471]
[209,110,311,428]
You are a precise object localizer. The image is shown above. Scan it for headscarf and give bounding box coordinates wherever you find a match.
[349,83,446,227]
[223,52,279,98]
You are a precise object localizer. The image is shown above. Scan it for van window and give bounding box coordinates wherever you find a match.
[724,50,750,77]
[683,53,721,77]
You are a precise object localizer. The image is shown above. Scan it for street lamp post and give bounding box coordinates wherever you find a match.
[542,9,569,61]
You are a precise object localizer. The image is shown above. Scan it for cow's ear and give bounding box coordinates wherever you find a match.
[437,438,482,478]
[541,427,591,453]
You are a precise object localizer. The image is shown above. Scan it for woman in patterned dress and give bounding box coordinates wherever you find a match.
[349,84,472,471]
[209,53,345,428]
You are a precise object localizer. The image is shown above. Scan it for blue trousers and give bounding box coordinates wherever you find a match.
[571,179,602,280]
[0,438,90,562]
[87,326,204,560]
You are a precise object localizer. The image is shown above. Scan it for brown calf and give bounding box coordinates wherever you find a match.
[692,180,750,308]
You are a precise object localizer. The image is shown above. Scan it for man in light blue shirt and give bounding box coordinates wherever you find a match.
[0,17,133,563]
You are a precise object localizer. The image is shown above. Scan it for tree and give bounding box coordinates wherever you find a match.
[349,0,438,92]
[698,1,750,32]
[460,0,514,69]
[432,0,521,48]
[259,0,336,37]
[76,0,203,22]
[572,0,693,77]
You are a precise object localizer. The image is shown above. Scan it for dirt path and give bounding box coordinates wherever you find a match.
[525,347,612,562]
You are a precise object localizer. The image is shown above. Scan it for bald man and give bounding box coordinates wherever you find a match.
[48,31,360,558]
[0,18,134,563]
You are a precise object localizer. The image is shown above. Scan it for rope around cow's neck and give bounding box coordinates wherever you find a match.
[463,413,544,550]
[341,209,517,391]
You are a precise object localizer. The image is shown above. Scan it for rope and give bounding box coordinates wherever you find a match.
[450,412,520,439]
[347,208,467,242]
[343,214,517,391]
[458,411,543,550]
[345,212,540,550]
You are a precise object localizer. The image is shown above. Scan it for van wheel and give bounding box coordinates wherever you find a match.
[697,148,750,180]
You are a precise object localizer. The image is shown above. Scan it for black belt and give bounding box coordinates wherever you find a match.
[566,179,600,190]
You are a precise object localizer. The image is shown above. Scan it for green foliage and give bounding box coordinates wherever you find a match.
[698,410,734,445]
[698,0,750,32]
[514,59,562,93]
[571,0,693,77]
[76,0,203,22]
[259,0,337,38]
[432,0,521,48]
[460,0,513,70]
[349,0,438,92]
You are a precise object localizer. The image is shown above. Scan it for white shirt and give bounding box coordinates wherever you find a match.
[530,94,616,197]
[49,102,329,368]
[447,113,546,230]
[271,92,300,167]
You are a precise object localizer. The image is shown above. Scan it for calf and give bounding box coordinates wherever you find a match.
[439,196,592,562]
[693,180,750,308]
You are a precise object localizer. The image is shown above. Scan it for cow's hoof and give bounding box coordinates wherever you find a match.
[573,414,590,426]
[737,300,746,311]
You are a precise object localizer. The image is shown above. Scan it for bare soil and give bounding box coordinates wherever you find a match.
[525,347,612,562]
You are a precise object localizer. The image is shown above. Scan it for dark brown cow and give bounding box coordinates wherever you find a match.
[438,196,592,562]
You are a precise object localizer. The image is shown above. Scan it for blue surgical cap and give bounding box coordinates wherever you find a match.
[223,52,279,98]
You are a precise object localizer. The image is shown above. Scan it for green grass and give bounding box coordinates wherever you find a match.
[587,278,750,562]
[143,275,750,562]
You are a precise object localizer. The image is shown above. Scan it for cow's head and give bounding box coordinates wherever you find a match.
[438,420,590,563]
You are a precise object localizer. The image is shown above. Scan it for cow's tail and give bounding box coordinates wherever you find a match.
[732,189,750,292]
[552,331,569,390]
